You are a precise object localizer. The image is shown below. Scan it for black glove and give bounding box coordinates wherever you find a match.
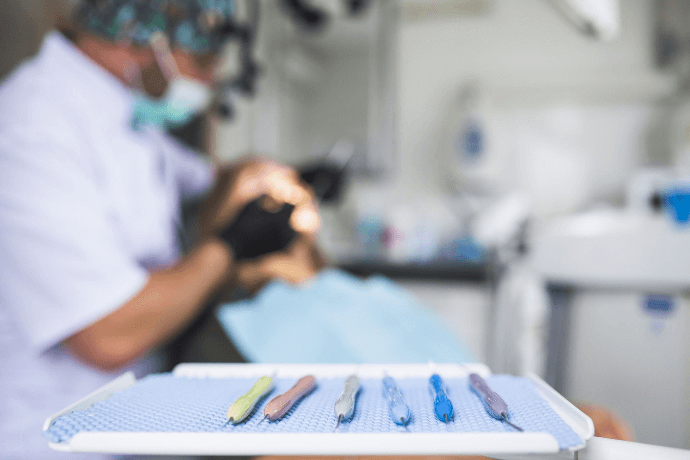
[219,195,296,261]
[299,162,345,203]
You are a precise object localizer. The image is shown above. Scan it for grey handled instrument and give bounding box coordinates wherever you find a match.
[333,375,360,432]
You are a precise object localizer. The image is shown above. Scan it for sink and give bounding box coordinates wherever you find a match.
[530,209,690,290]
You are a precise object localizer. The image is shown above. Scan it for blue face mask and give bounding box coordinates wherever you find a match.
[131,77,213,130]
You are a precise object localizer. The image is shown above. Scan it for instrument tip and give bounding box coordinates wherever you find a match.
[334,414,343,433]
[401,417,410,431]
[444,414,448,423]
[503,416,524,432]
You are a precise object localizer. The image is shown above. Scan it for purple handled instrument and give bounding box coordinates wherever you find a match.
[468,373,523,432]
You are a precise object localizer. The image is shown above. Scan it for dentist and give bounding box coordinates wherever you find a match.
[0,1,317,458]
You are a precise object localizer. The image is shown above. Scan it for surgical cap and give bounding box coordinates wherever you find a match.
[75,0,237,53]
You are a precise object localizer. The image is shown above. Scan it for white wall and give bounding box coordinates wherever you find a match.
[289,53,371,162]
[388,0,674,216]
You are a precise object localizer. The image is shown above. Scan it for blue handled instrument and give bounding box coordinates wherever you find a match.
[382,374,410,426]
[429,374,454,423]
[469,373,523,432]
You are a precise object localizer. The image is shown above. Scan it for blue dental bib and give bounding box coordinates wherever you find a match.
[217,269,476,364]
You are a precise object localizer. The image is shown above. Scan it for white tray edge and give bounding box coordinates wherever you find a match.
[63,432,560,456]
[526,372,595,450]
[43,371,136,432]
[171,361,492,379]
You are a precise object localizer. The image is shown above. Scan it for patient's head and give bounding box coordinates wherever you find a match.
[233,233,328,293]
[196,156,327,295]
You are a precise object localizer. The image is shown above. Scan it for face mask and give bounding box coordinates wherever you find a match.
[130,32,214,130]
[131,76,213,130]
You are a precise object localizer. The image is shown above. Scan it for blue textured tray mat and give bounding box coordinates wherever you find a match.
[44,374,583,450]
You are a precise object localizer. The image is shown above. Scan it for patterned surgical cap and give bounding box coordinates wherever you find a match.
[75,0,238,53]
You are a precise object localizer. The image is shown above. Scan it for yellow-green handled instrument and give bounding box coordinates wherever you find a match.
[226,375,274,424]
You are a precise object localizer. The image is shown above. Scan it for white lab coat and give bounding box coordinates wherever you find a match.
[0,32,214,459]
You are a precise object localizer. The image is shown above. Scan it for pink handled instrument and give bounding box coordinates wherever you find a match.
[263,375,317,422]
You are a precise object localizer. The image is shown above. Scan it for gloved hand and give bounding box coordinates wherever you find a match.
[299,162,345,203]
[199,158,320,238]
[219,195,296,261]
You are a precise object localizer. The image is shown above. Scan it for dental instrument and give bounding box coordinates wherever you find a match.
[226,375,274,424]
[263,375,317,422]
[429,373,454,423]
[469,373,523,432]
[382,374,410,427]
[333,374,360,432]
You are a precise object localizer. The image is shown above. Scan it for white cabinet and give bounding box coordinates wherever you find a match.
[566,290,690,449]
[398,280,490,363]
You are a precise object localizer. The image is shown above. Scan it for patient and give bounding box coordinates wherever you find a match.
[195,158,634,444]
[221,236,477,365]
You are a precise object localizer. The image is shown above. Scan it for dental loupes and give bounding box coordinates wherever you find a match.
[226,375,274,424]
[334,374,360,432]
[263,375,317,422]
[429,373,454,423]
[469,373,523,432]
[382,374,410,426]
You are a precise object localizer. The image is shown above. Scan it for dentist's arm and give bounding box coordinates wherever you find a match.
[64,237,233,371]
[64,158,318,372]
